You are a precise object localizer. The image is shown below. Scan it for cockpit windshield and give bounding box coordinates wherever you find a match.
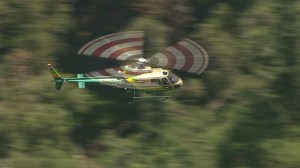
[167,72,180,84]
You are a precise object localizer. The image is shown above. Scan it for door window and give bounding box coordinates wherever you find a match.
[161,78,170,86]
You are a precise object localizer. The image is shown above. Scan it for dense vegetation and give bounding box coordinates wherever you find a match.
[0,0,299,167]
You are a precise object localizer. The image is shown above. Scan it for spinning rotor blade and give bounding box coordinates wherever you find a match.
[85,66,126,77]
[78,31,144,61]
[147,39,209,74]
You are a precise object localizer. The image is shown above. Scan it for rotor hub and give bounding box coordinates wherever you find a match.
[138,58,147,64]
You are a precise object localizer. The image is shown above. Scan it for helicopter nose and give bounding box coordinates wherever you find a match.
[174,78,183,89]
[178,78,183,86]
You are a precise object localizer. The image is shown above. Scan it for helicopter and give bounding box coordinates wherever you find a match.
[48,31,209,101]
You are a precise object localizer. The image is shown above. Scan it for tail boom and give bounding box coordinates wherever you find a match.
[47,64,125,90]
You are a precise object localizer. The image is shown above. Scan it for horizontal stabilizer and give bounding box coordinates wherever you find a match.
[77,74,86,89]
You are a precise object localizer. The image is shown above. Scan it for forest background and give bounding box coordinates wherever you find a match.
[0,0,299,167]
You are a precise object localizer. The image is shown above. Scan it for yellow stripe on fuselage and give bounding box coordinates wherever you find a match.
[126,76,136,83]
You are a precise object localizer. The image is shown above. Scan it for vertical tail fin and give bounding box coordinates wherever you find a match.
[47,64,64,90]
[47,64,62,80]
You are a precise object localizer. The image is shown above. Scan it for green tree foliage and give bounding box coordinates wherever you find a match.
[0,0,300,167]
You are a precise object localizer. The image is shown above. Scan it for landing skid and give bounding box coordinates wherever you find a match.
[128,90,170,104]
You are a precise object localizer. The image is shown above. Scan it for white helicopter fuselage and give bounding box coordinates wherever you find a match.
[99,67,183,91]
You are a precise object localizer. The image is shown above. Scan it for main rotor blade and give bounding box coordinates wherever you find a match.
[147,39,209,74]
[78,31,144,61]
[85,66,126,77]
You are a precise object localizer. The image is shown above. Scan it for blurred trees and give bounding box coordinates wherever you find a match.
[0,0,299,167]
